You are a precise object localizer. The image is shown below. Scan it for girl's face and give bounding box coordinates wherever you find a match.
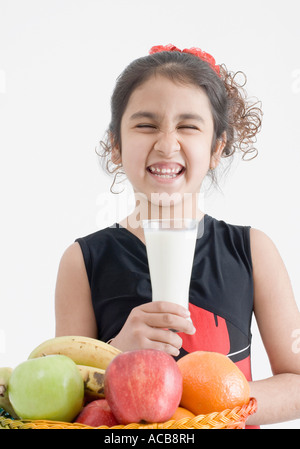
[114,75,223,209]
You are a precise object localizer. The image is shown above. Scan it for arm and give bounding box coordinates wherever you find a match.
[55,242,98,338]
[246,228,300,426]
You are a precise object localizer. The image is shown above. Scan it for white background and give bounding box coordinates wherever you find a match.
[1,0,300,429]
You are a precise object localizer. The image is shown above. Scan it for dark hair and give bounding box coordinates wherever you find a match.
[98,51,263,192]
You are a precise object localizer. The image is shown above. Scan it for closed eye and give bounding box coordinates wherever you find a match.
[178,125,200,131]
[135,124,200,132]
[136,124,157,128]
[136,125,199,128]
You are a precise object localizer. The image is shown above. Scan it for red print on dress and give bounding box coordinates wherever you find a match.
[178,303,230,355]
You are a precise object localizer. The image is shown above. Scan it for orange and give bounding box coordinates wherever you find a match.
[177,351,250,415]
[170,406,195,420]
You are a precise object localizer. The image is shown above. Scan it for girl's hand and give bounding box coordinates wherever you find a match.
[109,301,196,357]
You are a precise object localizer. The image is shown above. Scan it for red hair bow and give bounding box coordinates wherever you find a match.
[149,44,220,77]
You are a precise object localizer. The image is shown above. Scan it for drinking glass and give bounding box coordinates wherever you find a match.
[142,218,198,310]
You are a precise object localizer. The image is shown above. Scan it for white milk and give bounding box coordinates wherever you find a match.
[143,220,198,308]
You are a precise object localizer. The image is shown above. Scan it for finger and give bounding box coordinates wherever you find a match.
[143,311,195,335]
[144,338,181,357]
[145,327,183,350]
[140,300,191,318]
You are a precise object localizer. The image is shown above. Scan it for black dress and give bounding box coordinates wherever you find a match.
[75,214,254,381]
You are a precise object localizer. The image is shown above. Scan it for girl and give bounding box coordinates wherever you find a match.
[55,44,300,427]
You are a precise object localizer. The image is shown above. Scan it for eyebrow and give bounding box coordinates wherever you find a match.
[129,111,205,123]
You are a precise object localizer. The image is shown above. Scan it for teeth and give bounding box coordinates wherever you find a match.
[154,173,178,178]
[148,166,182,174]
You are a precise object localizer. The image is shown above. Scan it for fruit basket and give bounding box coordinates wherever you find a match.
[0,397,257,429]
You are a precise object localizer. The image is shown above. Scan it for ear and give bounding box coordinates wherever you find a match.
[210,132,227,170]
[110,132,122,165]
[111,146,122,165]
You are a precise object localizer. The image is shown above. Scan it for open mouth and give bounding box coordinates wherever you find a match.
[146,164,185,180]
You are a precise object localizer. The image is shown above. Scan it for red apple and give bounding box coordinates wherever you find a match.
[74,399,118,427]
[104,349,183,424]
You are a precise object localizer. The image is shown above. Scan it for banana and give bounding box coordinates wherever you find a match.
[28,336,121,370]
[0,368,19,419]
[77,365,105,401]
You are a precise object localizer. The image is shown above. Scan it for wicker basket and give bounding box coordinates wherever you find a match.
[0,398,256,429]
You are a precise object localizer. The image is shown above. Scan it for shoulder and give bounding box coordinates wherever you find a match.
[58,241,86,274]
[249,227,275,246]
[249,227,292,290]
[208,215,249,234]
[75,225,120,248]
[249,227,293,308]
[59,227,118,274]
[249,227,282,266]
[207,215,251,249]
[76,225,116,242]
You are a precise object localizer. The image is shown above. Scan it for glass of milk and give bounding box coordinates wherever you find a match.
[142,218,198,310]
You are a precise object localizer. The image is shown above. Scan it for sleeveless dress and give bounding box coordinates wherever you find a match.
[75,215,258,428]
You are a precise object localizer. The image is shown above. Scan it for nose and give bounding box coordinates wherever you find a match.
[153,131,181,156]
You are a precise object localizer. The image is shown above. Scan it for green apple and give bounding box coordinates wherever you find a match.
[8,355,84,422]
